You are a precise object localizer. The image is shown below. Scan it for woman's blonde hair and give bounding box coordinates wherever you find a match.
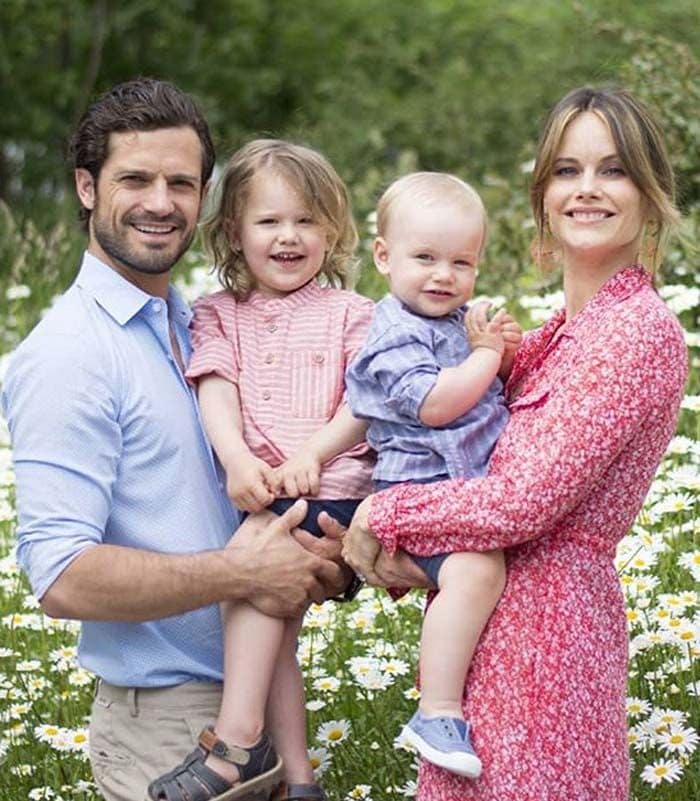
[530,86,680,272]
[376,172,488,256]
[202,139,359,298]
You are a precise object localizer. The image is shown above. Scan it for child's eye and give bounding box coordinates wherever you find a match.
[298,216,315,225]
[257,218,277,225]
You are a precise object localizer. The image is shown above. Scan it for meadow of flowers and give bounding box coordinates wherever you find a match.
[0,264,697,801]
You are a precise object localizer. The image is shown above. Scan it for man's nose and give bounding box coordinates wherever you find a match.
[142,179,175,215]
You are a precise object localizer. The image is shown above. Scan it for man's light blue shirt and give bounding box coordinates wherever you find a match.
[346,294,509,482]
[1,253,238,687]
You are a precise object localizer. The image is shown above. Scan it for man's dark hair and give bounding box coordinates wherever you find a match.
[69,77,216,224]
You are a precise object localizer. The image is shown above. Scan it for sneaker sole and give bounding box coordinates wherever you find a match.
[401,724,483,778]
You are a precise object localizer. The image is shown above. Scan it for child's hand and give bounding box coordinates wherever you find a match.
[273,452,322,498]
[226,455,276,512]
[500,313,523,359]
[465,302,506,355]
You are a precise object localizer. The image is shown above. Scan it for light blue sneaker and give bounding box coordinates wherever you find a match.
[401,711,482,778]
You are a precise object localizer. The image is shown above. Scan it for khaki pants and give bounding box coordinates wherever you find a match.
[89,679,223,801]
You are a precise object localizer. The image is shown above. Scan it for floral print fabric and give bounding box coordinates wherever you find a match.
[370,267,688,800]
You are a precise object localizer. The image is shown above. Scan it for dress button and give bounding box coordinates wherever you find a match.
[313,353,324,364]
[262,390,272,401]
[264,353,274,364]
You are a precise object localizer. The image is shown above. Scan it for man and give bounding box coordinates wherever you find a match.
[1,78,356,801]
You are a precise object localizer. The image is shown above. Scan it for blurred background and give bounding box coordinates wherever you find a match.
[1,0,698,336]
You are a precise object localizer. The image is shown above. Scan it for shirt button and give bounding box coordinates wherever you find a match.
[313,353,324,364]
[262,390,272,400]
[264,353,274,364]
[151,300,163,314]
[268,323,277,333]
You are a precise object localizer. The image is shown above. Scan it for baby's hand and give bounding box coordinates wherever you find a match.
[500,313,524,358]
[465,302,506,355]
[273,451,322,498]
[226,455,276,512]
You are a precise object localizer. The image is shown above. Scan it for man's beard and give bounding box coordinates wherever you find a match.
[92,209,196,276]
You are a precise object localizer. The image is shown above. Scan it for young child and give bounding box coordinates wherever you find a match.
[148,140,374,801]
[345,172,522,778]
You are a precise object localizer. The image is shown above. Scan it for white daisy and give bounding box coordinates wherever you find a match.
[657,724,699,756]
[316,719,351,747]
[640,758,684,787]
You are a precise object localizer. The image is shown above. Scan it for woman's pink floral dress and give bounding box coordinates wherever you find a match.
[370,267,688,801]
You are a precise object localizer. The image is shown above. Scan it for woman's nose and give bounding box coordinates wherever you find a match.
[575,167,601,198]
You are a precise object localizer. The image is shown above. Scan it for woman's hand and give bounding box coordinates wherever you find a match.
[341,495,383,582]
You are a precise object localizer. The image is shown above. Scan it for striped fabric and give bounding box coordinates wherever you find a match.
[186,280,375,499]
[346,294,509,483]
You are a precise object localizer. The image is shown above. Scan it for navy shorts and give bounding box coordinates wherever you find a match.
[374,476,450,587]
[242,497,362,538]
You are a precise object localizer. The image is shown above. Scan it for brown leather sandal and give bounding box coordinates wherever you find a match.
[148,725,284,801]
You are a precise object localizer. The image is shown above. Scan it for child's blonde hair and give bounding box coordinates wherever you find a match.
[376,171,488,256]
[202,139,359,299]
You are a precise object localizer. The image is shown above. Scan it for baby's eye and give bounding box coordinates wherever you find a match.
[415,253,433,262]
[454,260,473,270]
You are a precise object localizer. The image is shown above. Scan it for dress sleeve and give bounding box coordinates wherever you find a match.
[2,337,121,600]
[370,310,688,555]
[185,294,240,385]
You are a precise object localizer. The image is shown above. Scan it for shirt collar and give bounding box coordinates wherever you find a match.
[74,251,192,327]
[245,278,324,311]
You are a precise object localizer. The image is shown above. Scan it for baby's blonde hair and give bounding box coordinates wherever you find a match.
[202,139,359,298]
[376,171,488,256]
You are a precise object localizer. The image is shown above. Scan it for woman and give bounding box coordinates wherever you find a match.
[343,86,688,801]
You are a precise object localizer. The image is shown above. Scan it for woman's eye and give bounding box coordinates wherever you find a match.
[553,166,577,177]
[603,165,626,177]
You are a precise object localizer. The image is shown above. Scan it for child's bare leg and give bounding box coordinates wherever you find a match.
[418,550,505,718]
[206,598,285,783]
[265,617,315,785]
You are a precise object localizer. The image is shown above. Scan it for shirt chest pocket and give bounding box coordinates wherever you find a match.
[290,349,342,419]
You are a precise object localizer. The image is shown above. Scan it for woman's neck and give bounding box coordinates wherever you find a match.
[562,251,638,320]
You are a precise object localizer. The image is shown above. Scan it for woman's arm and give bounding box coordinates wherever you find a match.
[367,309,687,558]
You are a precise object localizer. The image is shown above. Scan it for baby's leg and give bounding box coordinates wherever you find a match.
[419,550,505,718]
[265,616,315,785]
[206,598,285,783]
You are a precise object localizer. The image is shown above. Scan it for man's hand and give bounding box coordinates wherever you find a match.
[226,454,276,512]
[226,501,344,616]
[273,451,322,498]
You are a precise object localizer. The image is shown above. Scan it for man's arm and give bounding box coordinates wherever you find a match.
[41,502,344,620]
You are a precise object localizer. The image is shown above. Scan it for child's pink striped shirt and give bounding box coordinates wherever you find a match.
[186,280,375,499]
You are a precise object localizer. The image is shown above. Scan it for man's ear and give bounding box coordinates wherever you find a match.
[373,237,391,275]
[75,169,96,211]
